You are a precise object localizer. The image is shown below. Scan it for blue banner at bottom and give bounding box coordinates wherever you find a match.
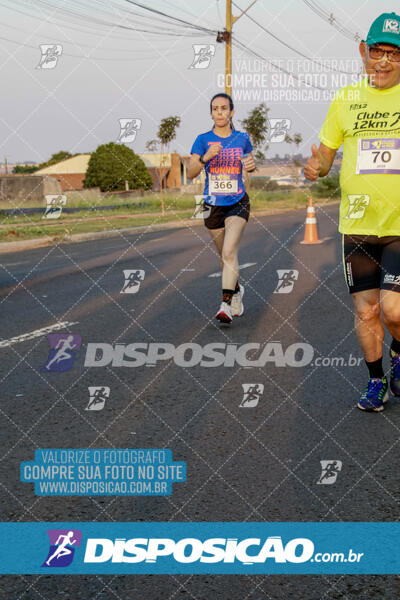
[0,522,398,574]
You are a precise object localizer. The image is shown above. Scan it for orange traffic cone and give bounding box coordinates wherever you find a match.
[301,197,322,244]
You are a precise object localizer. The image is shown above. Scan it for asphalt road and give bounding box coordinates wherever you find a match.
[0,204,399,599]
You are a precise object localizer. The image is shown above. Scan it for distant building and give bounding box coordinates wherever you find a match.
[35,154,91,191]
[34,152,203,192]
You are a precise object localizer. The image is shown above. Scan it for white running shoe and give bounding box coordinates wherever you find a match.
[231,284,244,316]
[216,301,233,324]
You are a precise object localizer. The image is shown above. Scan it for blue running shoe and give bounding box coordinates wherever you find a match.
[389,350,400,397]
[357,377,388,412]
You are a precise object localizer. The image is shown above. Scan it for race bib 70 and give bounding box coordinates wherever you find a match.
[356,138,400,174]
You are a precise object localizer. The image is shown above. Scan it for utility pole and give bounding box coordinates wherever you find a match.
[218,0,257,96]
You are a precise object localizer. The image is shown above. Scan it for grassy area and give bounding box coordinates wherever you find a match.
[0,189,337,243]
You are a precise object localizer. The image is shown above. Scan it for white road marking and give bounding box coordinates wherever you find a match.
[208,262,257,278]
[0,321,79,348]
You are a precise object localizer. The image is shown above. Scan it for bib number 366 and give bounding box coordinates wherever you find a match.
[209,174,238,195]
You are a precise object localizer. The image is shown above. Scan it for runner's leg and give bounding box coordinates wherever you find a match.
[221,215,247,290]
[380,290,400,340]
[208,227,225,271]
[352,289,384,362]
[381,290,400,395]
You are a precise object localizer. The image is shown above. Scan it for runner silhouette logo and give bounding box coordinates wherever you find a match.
[240,383,264,408]
[42,333,82,372]
[121,270,145,294]
[36,44,63,69]
[274,270,299,294]
[42,529,82,567]
[86,386,110,411]
[188,45,216,69]
[317,460,342,485]
[345,195,370,220]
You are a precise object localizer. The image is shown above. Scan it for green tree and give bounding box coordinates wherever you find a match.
[145,139,158,152]
[40,151,73,168]
[83,142,152,193]
[285,133,303,198]
[241,103,269,161]
[13,164,38,174]
[147,116,181,214]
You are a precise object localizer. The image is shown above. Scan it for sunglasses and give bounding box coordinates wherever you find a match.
[367,45,400,62]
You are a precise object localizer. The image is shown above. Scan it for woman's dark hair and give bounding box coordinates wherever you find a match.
[210,93,235,130]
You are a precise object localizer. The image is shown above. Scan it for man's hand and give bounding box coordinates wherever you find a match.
[304,144,322,181]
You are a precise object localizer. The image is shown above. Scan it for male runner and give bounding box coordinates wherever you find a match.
[304,12,400,411]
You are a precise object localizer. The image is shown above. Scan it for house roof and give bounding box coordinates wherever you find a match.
[35,154,91,174]
[139,153,171,168]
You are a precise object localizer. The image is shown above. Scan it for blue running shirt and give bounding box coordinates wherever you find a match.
[191,130,253,206]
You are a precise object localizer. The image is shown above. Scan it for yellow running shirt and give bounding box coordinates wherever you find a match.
[319,78,400,236]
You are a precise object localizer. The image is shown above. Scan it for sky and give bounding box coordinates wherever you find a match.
[0,0,398,164]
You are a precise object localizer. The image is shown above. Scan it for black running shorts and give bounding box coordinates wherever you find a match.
[342,234,400,294]
[204,193,250,230]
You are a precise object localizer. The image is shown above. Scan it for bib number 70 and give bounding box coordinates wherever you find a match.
[372,150,391,163]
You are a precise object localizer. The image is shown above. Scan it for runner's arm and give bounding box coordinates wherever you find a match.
[304,143,337,180]
[188,154,203,179]
[318,143,337,176]
[242,152,256,173]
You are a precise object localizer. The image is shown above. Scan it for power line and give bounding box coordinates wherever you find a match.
[9,0,213,38]
[0,32,186,61]
[232,37,324,90]
[121,0,218,34]
[302,0,361,41]
[232,0,355,74]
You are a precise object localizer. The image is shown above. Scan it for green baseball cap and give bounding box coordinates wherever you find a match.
[366,12,400,47]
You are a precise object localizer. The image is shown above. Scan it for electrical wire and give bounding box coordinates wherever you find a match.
[121,0,218,34]
[232,0,355,74]
[302,0,361,41]
[233,37,324,90]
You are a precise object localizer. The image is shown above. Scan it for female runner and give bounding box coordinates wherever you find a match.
[188,93,255,323]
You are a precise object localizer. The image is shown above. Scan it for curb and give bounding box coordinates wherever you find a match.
[0,201,340,255]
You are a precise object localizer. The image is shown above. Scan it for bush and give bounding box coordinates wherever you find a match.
[249,177,280,191]
[311,170,341,197]
[84,142,153,192]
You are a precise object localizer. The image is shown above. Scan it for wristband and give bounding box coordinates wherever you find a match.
[199,154,207,165]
